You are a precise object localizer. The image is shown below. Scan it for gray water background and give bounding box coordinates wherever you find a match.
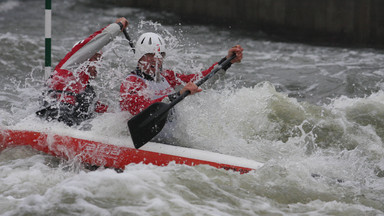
[1,0,384,215]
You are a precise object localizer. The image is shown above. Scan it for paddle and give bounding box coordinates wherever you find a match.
[128,54,236,149]
[123,29,135,53]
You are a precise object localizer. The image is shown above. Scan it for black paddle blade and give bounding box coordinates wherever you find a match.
[128,102,170,149]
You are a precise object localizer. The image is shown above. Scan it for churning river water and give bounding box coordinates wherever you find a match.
[1,0,384,215]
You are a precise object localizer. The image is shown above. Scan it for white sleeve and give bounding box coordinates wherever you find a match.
[61,23,121,69]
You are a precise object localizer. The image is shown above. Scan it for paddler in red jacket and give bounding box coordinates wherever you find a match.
[37,18,129,126]
[120,33,243,116]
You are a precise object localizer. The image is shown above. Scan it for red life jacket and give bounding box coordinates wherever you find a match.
[120,64,217,115]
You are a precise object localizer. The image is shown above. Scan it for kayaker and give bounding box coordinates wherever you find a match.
[120,32,243,116]
[36,17,129,126]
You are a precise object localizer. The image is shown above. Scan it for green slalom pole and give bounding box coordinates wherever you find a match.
[45,0,51,80]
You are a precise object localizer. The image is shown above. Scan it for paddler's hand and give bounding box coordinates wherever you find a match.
[227,45,243,63]
[180,82,202,95]
[115,17,129,31]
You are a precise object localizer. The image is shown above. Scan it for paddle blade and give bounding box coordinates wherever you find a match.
[128,102,170,149]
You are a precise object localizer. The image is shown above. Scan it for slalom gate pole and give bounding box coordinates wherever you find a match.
[44,0,51,80]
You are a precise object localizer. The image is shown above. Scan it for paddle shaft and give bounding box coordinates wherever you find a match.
[123,29,135,53]
[168,55,236,108]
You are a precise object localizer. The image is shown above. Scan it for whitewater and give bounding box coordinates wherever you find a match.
[1,0,384,215]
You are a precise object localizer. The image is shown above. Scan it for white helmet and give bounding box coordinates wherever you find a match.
[134,32,166,61]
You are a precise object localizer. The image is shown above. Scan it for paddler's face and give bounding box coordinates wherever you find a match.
[138,53,164,77]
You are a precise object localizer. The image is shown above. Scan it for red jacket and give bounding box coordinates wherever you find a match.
[120,64,217,115]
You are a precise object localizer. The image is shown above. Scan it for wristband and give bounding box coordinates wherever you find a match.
[117,22,124,31]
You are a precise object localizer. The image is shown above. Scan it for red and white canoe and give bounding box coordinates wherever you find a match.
[0,127,263,173]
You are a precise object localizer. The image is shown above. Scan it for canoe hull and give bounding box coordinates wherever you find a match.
[0,129,262,173]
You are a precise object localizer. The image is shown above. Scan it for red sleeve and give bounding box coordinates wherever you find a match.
[162,63,218,86]
[120,76,167,115]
